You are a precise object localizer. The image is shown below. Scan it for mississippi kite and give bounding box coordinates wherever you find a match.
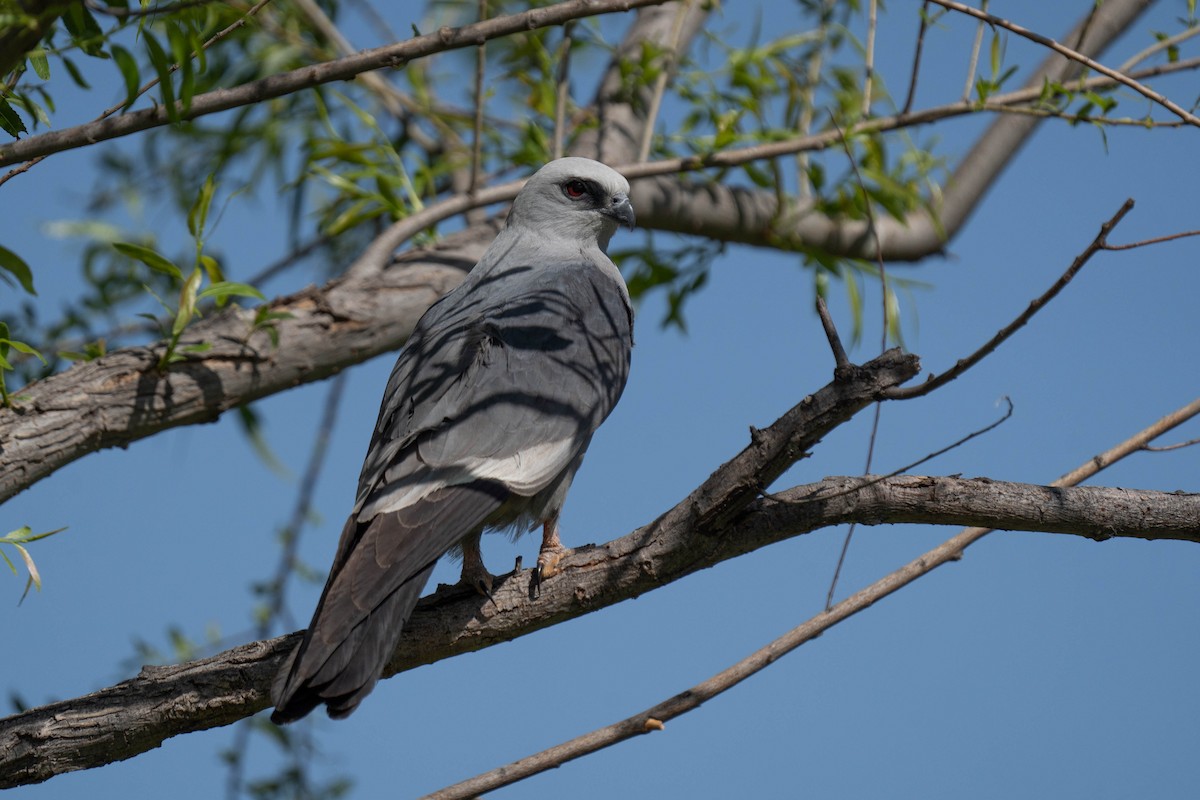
[271,158,635,723]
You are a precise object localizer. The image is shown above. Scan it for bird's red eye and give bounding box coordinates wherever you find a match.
[563,180,587,199]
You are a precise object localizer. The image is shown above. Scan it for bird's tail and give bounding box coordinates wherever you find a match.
[270,560,435,724]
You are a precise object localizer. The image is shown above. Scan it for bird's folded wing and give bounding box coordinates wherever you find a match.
[356,260,632,518]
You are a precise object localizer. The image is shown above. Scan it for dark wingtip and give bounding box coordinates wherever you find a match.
[270,693,323,725]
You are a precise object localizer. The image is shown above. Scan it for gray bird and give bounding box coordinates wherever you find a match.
[271,158,635,723]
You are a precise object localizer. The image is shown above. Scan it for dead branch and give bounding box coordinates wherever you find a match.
[421,395,1200,799]
[0,347,917,787]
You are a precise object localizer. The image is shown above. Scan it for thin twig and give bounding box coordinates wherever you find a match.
[861,0,878,116]
[223,372,347,800]
[795,0,835,198]
[902,1,933,115]
[1118,18,1200,72]
[975,104,1189,127]
[885,198,1135,400]
[637,0,691,163]
[469,0,488,196]
[553,21,575,160]
[1141,436,1200,453]
[1101,228,1200,251]
[814,295,850,369]
[927,0,1200,127]
[961,0,988,101]
[824,110,892,607]
[424,395,1200,800]
[811,397,1014,512]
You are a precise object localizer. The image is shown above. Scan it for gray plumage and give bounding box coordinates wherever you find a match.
[271,158,635,723]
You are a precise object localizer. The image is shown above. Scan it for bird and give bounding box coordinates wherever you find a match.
[271,157,636,723]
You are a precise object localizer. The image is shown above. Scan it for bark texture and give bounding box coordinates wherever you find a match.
[0,238,493,503]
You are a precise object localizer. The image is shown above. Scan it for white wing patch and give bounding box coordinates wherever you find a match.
[357,437,578,521]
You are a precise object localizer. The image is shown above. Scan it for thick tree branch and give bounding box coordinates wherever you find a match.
[0,225,504,503]
[8,465,1200,787]
[5,346,1198,788]
[0,347,918,786]
[751,476,1200,545]
[0,0,671,168]
[426,392,1200,798]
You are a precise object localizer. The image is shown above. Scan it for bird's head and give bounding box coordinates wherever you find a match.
[508,157,635,252]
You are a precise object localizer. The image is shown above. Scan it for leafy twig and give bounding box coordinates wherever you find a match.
[927,0,1200,127]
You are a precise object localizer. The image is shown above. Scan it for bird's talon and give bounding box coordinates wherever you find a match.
[459,562,495,601]
[537,548,564,579]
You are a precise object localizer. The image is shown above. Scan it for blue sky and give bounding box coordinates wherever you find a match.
[4,2,1200,798]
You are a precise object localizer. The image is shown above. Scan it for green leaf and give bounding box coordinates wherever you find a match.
[114,242,183,281]
[110,45,141,110]
[63,4,106,58]
[0,338,45,364]
[167,22,195,114]
[62,57,91,90]
[0,245,36,294]
[187,174,217,239]
[198,254,223,284]
[143,32,177,122]
[172,268,203,337]
[2,525,67,546]
[0,96,27,137]
[28,49,50,80]
[197,281,265,303]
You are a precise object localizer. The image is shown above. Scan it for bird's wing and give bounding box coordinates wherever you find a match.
[356,257,633,519]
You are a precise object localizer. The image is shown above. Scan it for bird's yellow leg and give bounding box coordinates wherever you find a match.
[535,514,567,585]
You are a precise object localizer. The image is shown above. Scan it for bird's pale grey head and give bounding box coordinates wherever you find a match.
[507,157,635,252]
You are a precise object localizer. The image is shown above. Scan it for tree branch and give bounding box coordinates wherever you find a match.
[423,390,1200,799]
[0,0,672,168]
[927,0,1200,127]
[4,337,1197,788]
[885,198,1134,399]
[8,465,1200,788]
[629,0,1156,260]
[0,241,486,504]
[0,347,919,787]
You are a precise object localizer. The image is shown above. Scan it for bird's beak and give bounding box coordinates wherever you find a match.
[604,192,636,230]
